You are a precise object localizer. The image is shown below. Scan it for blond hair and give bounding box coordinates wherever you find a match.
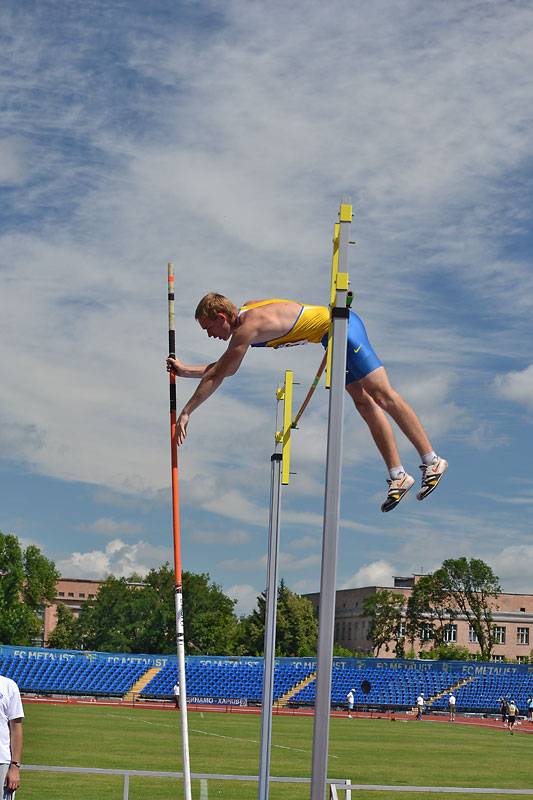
[195,293,237,321]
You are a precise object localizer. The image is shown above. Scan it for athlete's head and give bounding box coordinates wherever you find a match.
[195,293,237,321]
[195,293,237,341]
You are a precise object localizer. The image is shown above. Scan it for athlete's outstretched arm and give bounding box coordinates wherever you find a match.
[176,333,252,445]
[166,356,211,378]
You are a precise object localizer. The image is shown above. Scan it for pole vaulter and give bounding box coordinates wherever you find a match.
[167,262,192,800]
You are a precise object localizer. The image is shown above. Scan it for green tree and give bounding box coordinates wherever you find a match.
[406,572,457,651]
[0,532,59,645]
[182,571,239,655]
[418,644,473,661]
[439,557,501,661]
[239,580,318,656]
[47,603,80,650]
[363,590,405,656]
[74,567,239,654]
[76,577,138,652]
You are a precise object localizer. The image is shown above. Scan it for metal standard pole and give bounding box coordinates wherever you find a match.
[310,205,351,800]
[258,452,282,800]
[167,263,192,800]
[258,370,293,800]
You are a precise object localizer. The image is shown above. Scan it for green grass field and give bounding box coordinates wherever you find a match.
[19,703,532,799]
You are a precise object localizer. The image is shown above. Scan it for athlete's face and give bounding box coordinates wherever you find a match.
[199,313,232,340]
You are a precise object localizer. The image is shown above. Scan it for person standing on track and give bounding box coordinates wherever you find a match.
[172,682,180,710]
[507,700,518,734]
[448,692,456,722]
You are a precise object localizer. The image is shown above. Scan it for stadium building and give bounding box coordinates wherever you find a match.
[305,575,533,662]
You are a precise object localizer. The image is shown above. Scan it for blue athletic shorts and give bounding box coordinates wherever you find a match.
[321,310,382,385]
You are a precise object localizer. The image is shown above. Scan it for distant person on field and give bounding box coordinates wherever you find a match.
[507,700,518,734]
[499,697,508,727]
[448,692,456,722]
[172,682,180,710]
[527,696,533,722]
[416,693,425,720]
[0,673,24,799]
[167,294,448,513]
[346,689,355,718]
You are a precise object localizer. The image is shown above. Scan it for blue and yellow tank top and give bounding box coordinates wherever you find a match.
[239,299,330,348]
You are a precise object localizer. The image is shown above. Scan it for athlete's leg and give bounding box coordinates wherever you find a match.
[358,366,433,457]
[345,381,401,469]
[346,380,416,512]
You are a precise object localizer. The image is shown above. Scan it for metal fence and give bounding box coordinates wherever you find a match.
[23,765,533,798]
[23,764,353,798]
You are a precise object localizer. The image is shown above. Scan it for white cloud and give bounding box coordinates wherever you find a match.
[220,549,321,573]
[494,365,533,412]
[55,539,172,580]
[191,528,252,546]
[79,518,144,537]
[0,138,27,185]
[342,560,395,589]
[489,545,533,594]
[225,583,260,616]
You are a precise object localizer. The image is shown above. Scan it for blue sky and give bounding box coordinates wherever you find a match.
[1,0,533,616]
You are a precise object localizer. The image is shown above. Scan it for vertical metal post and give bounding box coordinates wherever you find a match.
[258,452,282,800]
[123,773,129,800]
[310,205,351,800]
[167,263,192,800]
[258,370,293,800]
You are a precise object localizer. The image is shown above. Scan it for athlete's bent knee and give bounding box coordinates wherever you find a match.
[368,387,400,412]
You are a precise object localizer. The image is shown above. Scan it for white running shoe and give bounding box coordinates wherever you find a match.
[381,472,415,513]
[417,457,448,501]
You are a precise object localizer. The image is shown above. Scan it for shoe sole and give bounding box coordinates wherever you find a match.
[381,482,414,513]
[417,463,448,501]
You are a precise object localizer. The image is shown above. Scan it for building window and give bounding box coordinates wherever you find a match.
[79,593,85,598]
[493,626,506,644]
[421,623,433,641]
[398,621,407,638]
[67,592,74,597]
[520,607,526,613]
[468,625,478,643]
[516,656,529,664]
[88,593,95,598]
[492,655,505,662]
[443,624,457,643]
[58,592,64,597]
[517,627,529,645]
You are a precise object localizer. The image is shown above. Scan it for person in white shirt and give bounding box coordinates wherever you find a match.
[172,683,180,710]
[416,693,425,720]
[346,690,355,718]
[0,674,24,799]
[448,692,456,722]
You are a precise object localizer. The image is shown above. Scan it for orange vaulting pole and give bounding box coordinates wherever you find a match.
[167,262,192,800]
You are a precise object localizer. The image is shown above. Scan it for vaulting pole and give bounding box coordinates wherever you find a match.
[167,262,192,800]
[310,205,351,800]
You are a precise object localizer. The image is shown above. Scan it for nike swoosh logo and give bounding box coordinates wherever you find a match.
[353,345,362,353]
